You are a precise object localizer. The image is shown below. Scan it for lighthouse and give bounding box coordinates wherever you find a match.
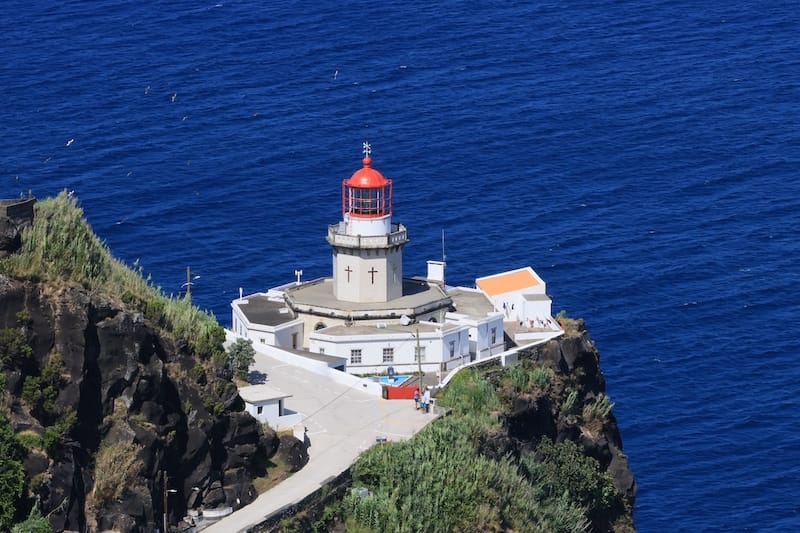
[327,143,409,302]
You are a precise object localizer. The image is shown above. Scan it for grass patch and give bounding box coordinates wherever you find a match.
[88,439,143,509]
[556,310,582,338]
[252,455,294,494]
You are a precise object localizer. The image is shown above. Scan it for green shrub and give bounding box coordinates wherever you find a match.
[0,327,32,367]
[438,368,501,416]
[531,367,551,392]
[556,310,581,338]
[43,406,76,456]
[191,362,207,384]
[582,393,614,425]
[509,365,529,391]
[0,415,25,530]
[346,415,587,532]
[15,309,30,325]
[521,437,623,529]
[15,430,43,451]
[228,338,256,380]
[203,397,223,416]
[11,504,50,533]
[560,389,579,416]
[21,376,42,407]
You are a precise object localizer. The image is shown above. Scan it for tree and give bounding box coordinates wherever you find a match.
[227,338,256,380]
[0,415,25,529]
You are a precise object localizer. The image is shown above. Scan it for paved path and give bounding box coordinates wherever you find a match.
[202,350,436,532]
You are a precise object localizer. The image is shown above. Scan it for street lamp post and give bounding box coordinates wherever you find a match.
[163,470,177,533]
[181,266,200,303]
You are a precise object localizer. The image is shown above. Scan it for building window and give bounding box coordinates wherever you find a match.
[449,341,455,358]
[382,347,394,363]
[350,349,362,364]
[319,347,325,354]
[490,327,497,344]
[257,406,263,414]
[414,346,426,362]
[260,338,265,344]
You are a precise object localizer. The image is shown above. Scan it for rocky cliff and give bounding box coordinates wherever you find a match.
[0,277,283,531]
[0,194,305,532]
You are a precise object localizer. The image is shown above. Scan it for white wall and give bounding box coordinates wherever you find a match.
[244,400,280,426]
[309,324,471,375]
[445,311,505,360]
[521,298,552,324]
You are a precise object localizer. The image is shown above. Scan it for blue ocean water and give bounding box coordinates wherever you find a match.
[2,1,799,530]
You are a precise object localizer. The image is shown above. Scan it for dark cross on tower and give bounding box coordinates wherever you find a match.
[345,266,353,282]
[368,267,378,284]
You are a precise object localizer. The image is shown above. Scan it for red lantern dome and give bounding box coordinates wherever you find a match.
[346,157,389,188]
[342,155,392,219]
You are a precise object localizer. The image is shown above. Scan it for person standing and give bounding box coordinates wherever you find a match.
[413,388,420,410]
[422,389,431,413]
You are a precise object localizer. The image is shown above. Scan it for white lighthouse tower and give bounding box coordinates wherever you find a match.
[327,143,409,303]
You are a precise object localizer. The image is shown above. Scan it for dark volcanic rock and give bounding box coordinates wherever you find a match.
[277,434,309,473]
[505,394,557,443]
[521,329,637,520]
[0,277,275,532]
[0,197,35,257]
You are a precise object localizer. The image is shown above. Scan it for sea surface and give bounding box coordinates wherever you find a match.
[2,1,799,531]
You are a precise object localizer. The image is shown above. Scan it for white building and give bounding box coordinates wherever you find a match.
[232,145,560,375]
[238,384,303,430]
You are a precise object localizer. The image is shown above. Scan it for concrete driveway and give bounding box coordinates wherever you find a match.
[201,348,436,532]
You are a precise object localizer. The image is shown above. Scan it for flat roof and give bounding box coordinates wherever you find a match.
[283,346,347,364]
[447,287,496,318]
[286,277,451,316]
[315,321,458,338]
[238,384,292,403]
[235,295,296,326]
[523,293,551,301]
[476,267,541,297]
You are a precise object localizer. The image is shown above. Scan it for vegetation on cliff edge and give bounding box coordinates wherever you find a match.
[319,365,629,533]
[0,191,226,358]
[0,192,254,528]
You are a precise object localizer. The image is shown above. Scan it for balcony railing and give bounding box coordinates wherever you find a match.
[327,223,408,248]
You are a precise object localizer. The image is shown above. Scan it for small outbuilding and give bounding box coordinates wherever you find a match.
[238,384,302,430]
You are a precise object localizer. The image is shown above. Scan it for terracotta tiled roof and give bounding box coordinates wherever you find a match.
[476,268,540,297]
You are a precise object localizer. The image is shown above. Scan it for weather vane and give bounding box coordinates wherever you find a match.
[362,141,372,158]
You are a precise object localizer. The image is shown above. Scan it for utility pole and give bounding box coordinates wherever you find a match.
[163,470,168,533]
[415,327,423,392]
[162,470,177,533]
[185,266,192,303]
